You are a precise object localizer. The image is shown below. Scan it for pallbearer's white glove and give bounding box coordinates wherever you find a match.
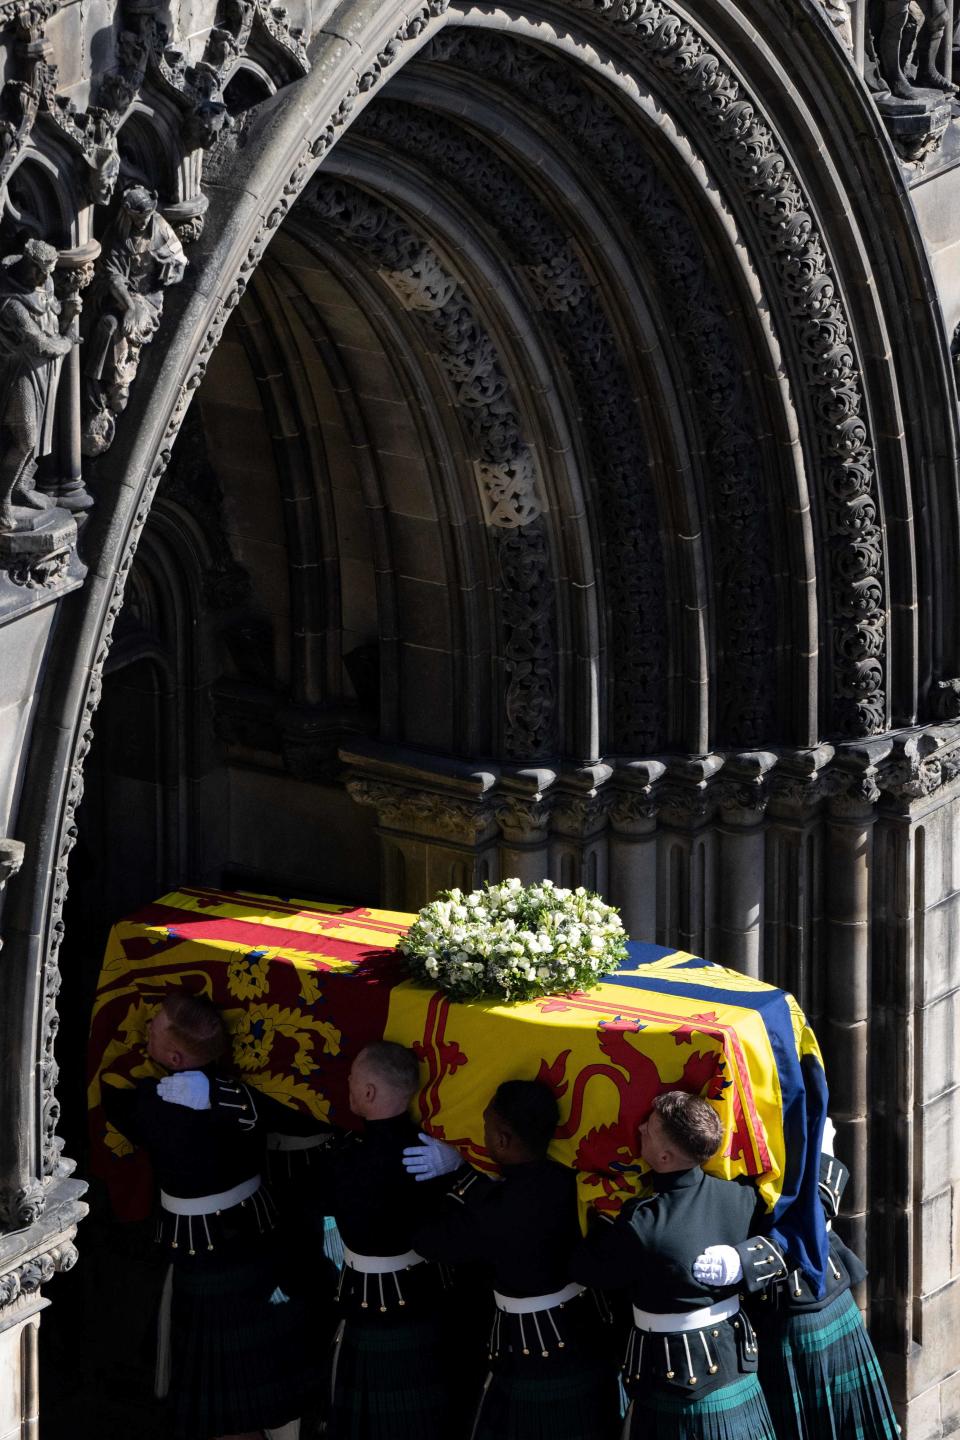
[157,1070,211,1110]
[402,1133,462,1181]
[692,1245,743,1286]
[821,1115,836,1157]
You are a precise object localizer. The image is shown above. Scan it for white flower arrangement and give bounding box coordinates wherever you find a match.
[398,878,629,1003]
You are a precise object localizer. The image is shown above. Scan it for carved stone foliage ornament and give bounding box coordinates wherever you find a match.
[0,1239,78,1308]
[301,177,558,758]
[346,778,493,840]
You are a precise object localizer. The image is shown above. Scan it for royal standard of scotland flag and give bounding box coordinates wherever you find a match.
[89,889,829,1294]
[385,938,830,1295]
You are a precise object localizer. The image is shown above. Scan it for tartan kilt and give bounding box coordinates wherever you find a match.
[760,1289,900,1440]
[168,1245,313,1440]
[328,1313,453,1440]
[472,1360,621,1440]
[626,1372,777,1440]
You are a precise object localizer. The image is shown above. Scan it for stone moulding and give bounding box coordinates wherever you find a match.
[560,0,886,740]
[345,726,960,839]
[0,1238,77,1310]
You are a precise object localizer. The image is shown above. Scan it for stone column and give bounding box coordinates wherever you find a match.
[867,809,916,1367]
[656,758,723,956]
[47,245,98,514]
[714,753,777,978]
[608,765,664,943]
[495,791,553,885]
[549,767,613,893]
[823,778,878,1263]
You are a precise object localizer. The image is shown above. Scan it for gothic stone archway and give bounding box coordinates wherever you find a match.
[2,1,960,1433]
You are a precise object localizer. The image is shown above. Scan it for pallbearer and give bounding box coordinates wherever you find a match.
[102,991,311,1440]
[405,1079,620,1440]
[321,1041,454,1440]
[693,1122,899,1440]
[570,1089,777,1440]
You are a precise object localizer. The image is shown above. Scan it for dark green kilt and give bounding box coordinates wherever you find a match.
[328,1313,452,1440]
[168,1247,312,1440]
[761,1289,900,1440]
[471,1290,620,1440]
[627,1372,777,1440]
[473,1362,620,1440]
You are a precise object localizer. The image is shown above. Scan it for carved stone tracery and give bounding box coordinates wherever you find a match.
[301,176,558,758]
[363,67,781,749]
[552,0,887,739]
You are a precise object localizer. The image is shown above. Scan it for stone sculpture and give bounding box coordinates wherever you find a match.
[82,186,187,457]
[84,142,121,207]
[872,0,957,98]
[0,239,77,533]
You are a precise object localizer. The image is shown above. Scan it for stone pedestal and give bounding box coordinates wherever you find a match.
[0,509,77,597]
[876,91,953,164]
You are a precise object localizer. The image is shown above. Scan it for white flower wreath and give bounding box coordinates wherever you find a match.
[398,877,629,1002]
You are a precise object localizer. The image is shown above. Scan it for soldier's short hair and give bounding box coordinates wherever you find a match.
[161,991,228,1065]
[23,239,58,273]
[488,1080,559,1157]
[653,1091,722,1164]
[357,1041,420,1100]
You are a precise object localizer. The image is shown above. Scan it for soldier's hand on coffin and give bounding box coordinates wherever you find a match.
[402,1133,462,1181]
[692,1244,743,1286]
[157,1069,211,1110]
[821,1115,836,1156]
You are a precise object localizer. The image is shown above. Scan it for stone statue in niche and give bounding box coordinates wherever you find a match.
[818,0,854,49]
[84,141,121,208]
[82,186,187,457]
[871,0,957,98]
[0,240,78,532]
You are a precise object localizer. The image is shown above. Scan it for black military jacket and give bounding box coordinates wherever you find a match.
[570,1166,763,1312]
[320,1112,446,1257]
[102,1070,269,1198]
[413,1157,581,1298]
[735,1152,866,1314]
